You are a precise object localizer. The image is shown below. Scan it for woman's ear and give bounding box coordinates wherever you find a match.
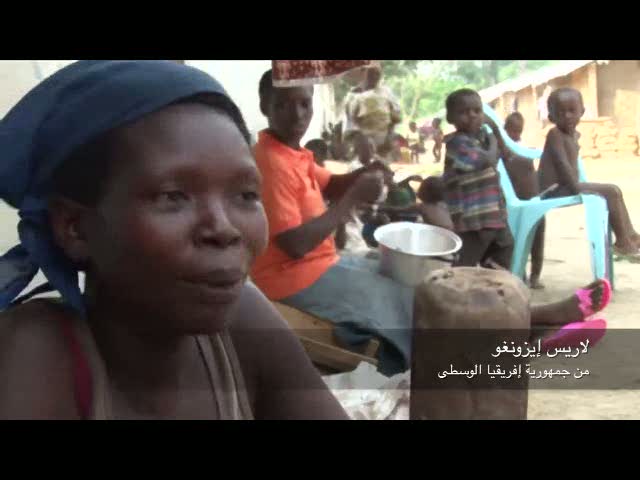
[48,197,91,265]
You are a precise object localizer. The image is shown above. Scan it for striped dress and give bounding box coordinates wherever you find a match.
[443,132,507,233]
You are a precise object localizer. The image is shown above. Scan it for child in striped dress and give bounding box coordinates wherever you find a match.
[443,89,513,269]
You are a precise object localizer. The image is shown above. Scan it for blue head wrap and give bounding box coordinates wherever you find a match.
[0,60,241,315]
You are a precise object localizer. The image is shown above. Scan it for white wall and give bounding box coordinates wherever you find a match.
[187,60,271,143]
[0,60,75,118]
[187,60,332,144]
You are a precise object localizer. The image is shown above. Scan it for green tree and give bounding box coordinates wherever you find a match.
[333,60,423,108]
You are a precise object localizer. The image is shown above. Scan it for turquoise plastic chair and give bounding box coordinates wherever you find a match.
[482,104,614,288]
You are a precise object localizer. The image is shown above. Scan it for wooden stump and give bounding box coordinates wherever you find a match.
[410,267,531,420]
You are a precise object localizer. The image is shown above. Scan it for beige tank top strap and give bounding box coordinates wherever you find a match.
[195,331,253,420]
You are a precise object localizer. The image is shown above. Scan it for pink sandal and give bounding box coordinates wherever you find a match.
[540,318,607,352]
[575,278,612,319]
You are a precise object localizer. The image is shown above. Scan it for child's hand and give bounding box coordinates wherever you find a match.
[487,133,499,164]
[347,171,384,206]
[484,116,500,134]
[400,175,423,184]
[488,131,497,148]
[377,213,391,225]
[364,159,394,184]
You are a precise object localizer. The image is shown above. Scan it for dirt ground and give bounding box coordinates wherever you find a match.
[525,155,640,419]
[2,151,640,419]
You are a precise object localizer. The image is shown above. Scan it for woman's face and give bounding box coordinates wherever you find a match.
[80,103,268,334]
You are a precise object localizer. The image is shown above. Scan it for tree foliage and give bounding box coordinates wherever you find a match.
[334,60,561,122]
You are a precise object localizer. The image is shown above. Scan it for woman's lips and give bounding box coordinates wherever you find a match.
[182,270,245,304]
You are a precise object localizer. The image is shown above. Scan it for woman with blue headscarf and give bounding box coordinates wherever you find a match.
[0,61,348,419]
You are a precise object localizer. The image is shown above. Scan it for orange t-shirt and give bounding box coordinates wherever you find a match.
[251,131,339,300]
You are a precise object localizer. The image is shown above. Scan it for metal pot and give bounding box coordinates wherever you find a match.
[374,222,462,287]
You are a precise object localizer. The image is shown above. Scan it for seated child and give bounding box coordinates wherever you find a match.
[442,89,513,270]
[381,176,454,231]
[488,111,546,288]
[538,87,640,256]
[360,174,426,245]
[384,175,421,222]
[504,111,524,142]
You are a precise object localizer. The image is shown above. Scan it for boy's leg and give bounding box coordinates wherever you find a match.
[433,142,442,163]
[414,145,422,163]
[503,157,545,285]
[478,228,611,326]
[529,219,545,289]
[454,230,492,267]
[531,278,610,325]
[483,227,514,271]
[579,182,639,253]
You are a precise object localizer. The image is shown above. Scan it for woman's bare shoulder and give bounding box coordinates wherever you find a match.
[226,282,349,419]
[0,299,79,419]
[226,282,302,373]
[0,299,72,345]
[228,282,290,331]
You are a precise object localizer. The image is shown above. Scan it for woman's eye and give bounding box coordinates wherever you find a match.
[164,191,186,201]
[154,191,189,208]
[241,191,260,202]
